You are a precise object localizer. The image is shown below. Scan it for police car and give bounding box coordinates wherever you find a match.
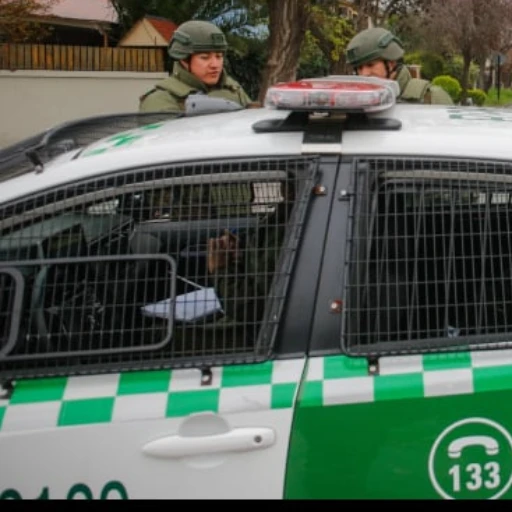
[2,76,512,500]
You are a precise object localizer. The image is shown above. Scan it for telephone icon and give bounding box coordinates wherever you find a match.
[448,436,499,459]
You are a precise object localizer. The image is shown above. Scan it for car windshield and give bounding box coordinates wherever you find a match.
[0,112,182,184]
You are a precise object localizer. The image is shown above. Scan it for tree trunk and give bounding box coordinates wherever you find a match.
[461,53,471,105]
[475,54,488,91]
[330,58,347,75]
[258,0,310,103]
[354,0,375,30]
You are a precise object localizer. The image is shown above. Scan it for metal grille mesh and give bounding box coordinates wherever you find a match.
[0,157,315,379]
[343,158,512,356]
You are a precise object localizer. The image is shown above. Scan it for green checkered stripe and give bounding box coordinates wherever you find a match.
[0,359,304,432]
[301,349,512,407]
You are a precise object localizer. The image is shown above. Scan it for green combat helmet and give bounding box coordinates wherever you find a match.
[168,20,228,60]
[346,27,404,68]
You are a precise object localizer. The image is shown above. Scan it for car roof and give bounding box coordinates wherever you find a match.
[3,102,512,204]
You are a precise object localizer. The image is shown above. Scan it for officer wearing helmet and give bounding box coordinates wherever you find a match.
[139,20,253,112]
[346,27,453,105]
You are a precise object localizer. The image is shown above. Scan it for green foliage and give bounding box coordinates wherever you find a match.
[466,88,487,106]
[298,30,330,78]
[432,75,462,103]
[443,55,479,88]
[484,87,512,106]
[111,0,266,34]
[403,51,445,81]
[302,4,355,75]
[224,40,266,101]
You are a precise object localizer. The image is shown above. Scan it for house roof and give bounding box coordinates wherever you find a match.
[117,15,178,47]
[146,16,178,43]
[41,0,118,24]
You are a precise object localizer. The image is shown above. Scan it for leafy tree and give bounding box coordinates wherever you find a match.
[110,0,265,33]
[0,0,57,42]
[225,37,267,100]
[403,51,445,80]
[443,55,480,88]
[419,0,512,103]
[306,3,355,74]
[298,30,330,78]
[352,0,430,30]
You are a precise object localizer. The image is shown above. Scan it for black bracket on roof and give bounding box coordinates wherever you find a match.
[252,111,310,133]
[252,110,402,134]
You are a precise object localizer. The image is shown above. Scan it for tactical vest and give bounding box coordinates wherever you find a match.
[400,78,432,104]
[139,77,205,110]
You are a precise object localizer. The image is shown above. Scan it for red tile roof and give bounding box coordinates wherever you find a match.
[146,16,178,43]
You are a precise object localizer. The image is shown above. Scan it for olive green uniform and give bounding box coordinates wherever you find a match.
[139,62,252,113]
[396,66,453,105]
[346,27,453,106]
[210,203,290,327]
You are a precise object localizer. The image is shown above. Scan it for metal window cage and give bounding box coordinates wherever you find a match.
[342,157,512,357]
[0,157,317,380]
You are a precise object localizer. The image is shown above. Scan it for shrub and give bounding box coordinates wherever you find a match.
[432,75,462,103]
[466,88,487,106]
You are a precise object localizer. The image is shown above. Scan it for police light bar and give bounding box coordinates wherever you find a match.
[264,75,399,113]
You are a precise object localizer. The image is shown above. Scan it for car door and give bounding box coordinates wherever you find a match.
[285,155,512,500]
[0,155,322,500]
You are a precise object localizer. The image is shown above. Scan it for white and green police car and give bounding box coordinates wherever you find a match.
[2,76,512,500]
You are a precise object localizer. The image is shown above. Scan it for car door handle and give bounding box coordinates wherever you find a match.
[142,427,275,459]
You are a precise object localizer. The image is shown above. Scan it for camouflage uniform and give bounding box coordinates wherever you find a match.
[139,20,252,113]
[346,27,453,105]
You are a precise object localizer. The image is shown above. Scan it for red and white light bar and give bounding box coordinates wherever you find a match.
[264,75,399,113]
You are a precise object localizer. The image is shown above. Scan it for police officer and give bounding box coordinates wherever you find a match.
[207,181,295,327]
[346,27,453,105]
[139,20,253,113]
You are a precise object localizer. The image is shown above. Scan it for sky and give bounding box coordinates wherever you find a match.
[43,0,118,23]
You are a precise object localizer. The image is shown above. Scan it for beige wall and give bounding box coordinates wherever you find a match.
[0,70,168,148]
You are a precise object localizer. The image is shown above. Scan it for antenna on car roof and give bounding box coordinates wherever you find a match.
[185,93,243,116]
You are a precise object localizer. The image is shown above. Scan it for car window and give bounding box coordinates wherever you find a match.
[0,157,317,380]
[342,158,512,356]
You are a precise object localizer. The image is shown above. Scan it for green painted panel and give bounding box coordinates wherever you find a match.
[285,391,512,499]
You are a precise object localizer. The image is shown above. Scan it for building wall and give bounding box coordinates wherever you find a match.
[0,70,167,148]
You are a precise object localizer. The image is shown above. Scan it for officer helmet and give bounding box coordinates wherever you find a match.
[168,20,228,60]
[346,27,404,68]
